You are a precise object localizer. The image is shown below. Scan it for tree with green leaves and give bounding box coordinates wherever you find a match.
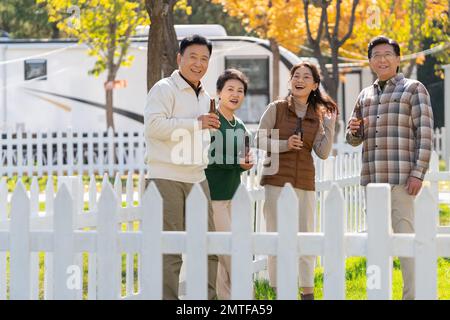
[38,0,149,130]
[343,0,449,79]
[0,0,58,38]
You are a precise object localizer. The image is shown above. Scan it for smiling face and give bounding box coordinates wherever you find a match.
[369,43,400,81]
[290,66,318,100]
[218,79,245,112]
[177,44,210,86]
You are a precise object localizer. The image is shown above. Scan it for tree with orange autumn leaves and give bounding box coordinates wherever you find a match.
[342,0,449,79]
[211,0,359,102]
[211,0,449,101]
[211,0,307,99]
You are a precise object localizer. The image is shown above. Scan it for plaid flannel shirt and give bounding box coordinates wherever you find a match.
[346,73,434,186]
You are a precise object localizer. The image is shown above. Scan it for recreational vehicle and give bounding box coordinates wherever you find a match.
[0,24,315,132]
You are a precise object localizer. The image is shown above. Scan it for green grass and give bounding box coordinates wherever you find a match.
[439,160,446,172]
[2,251,449,300]
[439,204,450,225]
[254,257,450,300]
[4,174,141,193]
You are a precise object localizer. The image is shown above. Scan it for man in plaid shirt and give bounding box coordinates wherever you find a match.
[346,36,434,300]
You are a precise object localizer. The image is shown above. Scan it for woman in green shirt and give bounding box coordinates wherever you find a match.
[205,69,253,300]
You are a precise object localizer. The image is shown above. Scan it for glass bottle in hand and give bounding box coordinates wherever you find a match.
[209,98,219,131]
[354,106,364,138]
[244,134,250,164]
[294,117,303,140]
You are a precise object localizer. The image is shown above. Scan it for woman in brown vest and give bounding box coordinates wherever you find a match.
[256,62,338,300]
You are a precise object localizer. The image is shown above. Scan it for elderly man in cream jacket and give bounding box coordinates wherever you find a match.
[144,35,220,300]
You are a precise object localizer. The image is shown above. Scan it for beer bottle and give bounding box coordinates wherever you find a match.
[294,117,303,140]
[244,134,250,164]
[208,98,219,131]
[354,106,364,138]
[209,98,219,116]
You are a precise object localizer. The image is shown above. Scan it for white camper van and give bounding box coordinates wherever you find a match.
[0,24,315,132]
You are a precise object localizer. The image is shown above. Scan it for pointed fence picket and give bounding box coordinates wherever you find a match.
[231,184,253,300]
[140,181,163,299]
[276,185,298,300]
[323,185,345,300]
[415,187,438,300]
[53,184,76,299]
[9,182,30,300]
[97,184,120,300]
[185,184,208,300]
[366,184,392,300]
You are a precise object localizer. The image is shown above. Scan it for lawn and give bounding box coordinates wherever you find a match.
[1,254,448,300]
[254,257,450,300]
[439,204,450,225]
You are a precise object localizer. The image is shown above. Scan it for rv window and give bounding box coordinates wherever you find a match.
[225,57,269,123]
[24,59,47,81]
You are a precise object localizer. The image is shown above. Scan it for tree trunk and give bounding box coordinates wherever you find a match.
[329,45,339,102]
[146,0,164,92]
[162,1,179,77]
[105,74,115,131]
[51,22,60,39]
[269,38,280,100]
[146,0,179,92]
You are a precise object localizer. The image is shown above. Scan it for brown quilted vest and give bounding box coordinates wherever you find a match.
[260,98,321,191]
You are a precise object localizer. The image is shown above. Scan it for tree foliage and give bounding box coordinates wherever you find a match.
[0,0,59,38]
[38,0,149,130]
[343,0,449,78]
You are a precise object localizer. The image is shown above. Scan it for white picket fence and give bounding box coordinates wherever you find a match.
[0,174,449,300]
[0,129,147,177]
[0,126,446,178]
[244,150,449,235]
[433,126,446,160]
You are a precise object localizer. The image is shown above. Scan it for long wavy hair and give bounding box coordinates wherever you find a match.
[288,62,338,115]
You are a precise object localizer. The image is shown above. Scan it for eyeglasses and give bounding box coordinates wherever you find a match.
[371,52,397,61]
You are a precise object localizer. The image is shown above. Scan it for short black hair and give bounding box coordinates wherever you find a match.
[216,69,249,95]
[368,36,401,59]
[179,34,213,56]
